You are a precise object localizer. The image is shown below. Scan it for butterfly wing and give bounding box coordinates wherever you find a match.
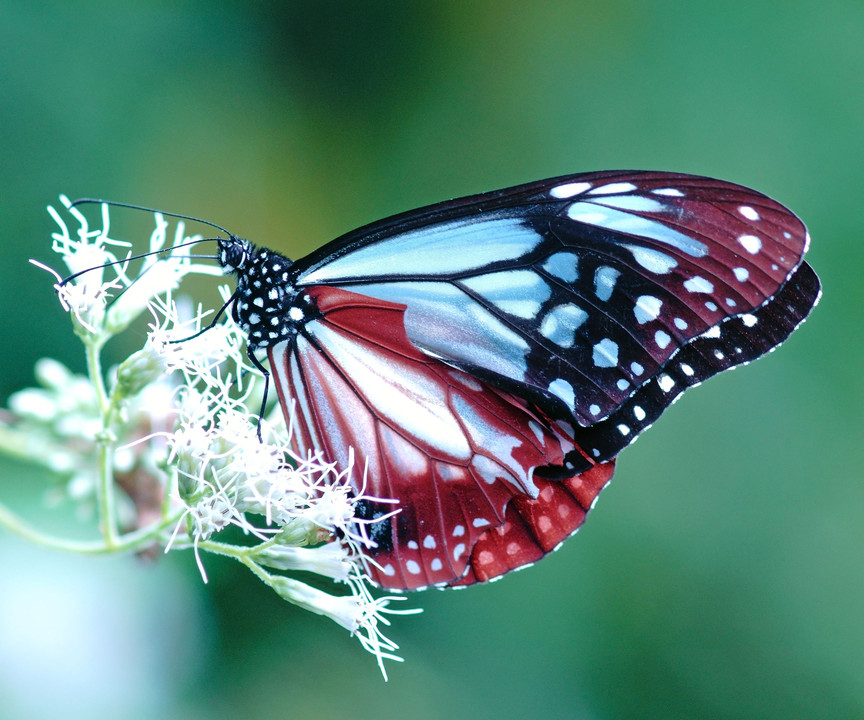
[291,171,819,466]
[259,170,818,591]
[268,285,615,590]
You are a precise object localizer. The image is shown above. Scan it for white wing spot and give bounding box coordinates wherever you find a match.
[741,313,758,327]
[725,298,737,307]
[288,307,304,321]
[454,543,466,561]
[617,378,630,391]
[652,187,685,197]
[715,349,725,360]
[423,535,437,549]
[655,330,672,349]
[739,234,762,254]
[705,301,718,312]
[733,267,750,282]
[631,361,644,376]
[702,325,721,339]
[548,378,576,409]
[594,266,620,301]
[589,403,601,416]
[550,181,592,198]
[408,541,419,550]
[473,518,491,528]
[739,205,760,221]
[617,424,631,436]
[592,338,619,367]
[684,276,714,293]
[674,317,688,330]
[634,295,662,324]
[540,303,588,348]
[624,245,678,274]
[658,374,675,392]
[591,195,663,212]
[406,560,421,575]
[588,182,637,194]
[633,405,646,421]
[542,252,579,282]
[430,558,443,572]
[453,525,465,537]
[680,363,695,376]
[382,564,396,577]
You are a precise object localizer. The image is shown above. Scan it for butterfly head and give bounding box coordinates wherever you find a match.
[217,236,255,274]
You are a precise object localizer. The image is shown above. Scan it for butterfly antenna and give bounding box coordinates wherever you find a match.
[57,237,219,287]
[70,197,236,238]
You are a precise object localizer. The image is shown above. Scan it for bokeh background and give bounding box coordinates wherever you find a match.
[0,1,861,718]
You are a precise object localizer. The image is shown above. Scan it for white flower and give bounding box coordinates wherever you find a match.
[107,213,223,333]
[4,195,419,677]
[252,542,355,581]
[268,570,418,680]
[36,196,222,337]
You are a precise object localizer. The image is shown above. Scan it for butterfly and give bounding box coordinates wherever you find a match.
[205,170,819,591]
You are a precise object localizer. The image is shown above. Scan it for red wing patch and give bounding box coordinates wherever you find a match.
[268,285,615,590]
[453,461,614,586]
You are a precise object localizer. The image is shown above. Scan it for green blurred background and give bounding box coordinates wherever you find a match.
[1,1,861,718]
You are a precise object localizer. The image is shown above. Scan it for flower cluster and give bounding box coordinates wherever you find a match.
[0,196,415,678]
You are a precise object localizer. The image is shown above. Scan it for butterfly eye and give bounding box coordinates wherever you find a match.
[219,237,248,271]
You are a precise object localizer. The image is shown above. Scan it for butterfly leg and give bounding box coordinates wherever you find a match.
[170,290,240,344]
[246,346,270,442]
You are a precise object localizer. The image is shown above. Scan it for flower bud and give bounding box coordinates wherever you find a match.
[115,343,167,398]
[252,542,351,581]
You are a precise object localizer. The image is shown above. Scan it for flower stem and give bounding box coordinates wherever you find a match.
[0,498,182,555]
[84,337,120,548]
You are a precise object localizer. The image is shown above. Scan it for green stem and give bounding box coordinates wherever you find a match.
[84,336,109,415]
[0,499,182,555]
[84,337,120,548]
[193,539,277,586]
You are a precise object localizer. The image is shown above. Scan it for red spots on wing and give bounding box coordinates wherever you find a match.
[452,460,615,586]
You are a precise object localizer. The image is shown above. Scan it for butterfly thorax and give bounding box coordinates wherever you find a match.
[218,237,306,351]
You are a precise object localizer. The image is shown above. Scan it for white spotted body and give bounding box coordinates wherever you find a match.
[218,237,306,350]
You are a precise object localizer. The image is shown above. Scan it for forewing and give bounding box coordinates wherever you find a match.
[292,171,818,439]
